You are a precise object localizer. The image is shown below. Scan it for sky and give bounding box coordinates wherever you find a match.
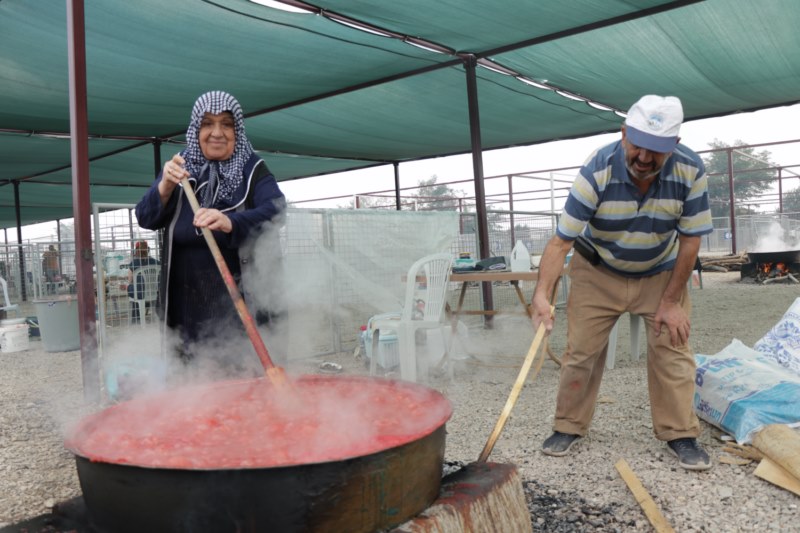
[9,102,800,242]
[280,102,800,211]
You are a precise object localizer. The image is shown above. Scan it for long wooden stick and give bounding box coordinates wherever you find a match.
[477,306,553,463]
[180,178,287,386]
[615,459,675,533]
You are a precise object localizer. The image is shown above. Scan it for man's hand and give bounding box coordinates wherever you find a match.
[653,300,690,347]
[531,293,556,332]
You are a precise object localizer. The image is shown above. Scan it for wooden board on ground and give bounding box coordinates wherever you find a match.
[615,459,675,533]
[752,424,800,481]
[754,457,800,497]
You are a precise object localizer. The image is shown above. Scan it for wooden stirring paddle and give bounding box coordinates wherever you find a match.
[180,177,288,387]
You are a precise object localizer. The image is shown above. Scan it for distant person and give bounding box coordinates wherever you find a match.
[127,241,160,323]
[42,245,60,291]
[135,91,287,368]
[530,95,714,470]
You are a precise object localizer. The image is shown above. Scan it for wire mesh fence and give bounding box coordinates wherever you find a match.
[8,200,800,361]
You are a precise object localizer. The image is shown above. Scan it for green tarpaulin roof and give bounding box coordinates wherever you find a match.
[2,0,799,228]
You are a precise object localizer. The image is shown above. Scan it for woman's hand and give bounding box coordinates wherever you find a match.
[193,208,233,233]
[158,154,190,204]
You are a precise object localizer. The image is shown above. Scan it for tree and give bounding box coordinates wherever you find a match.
[338,174,465,211]
[702,140,777,217]
[336,193,396,210]
[781,186,800,214]
[407,175,464,211]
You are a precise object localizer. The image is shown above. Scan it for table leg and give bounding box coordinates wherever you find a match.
[436,282,470,374]
[511,280,531,318]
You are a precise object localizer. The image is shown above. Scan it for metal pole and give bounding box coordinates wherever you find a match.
[67,0,100,403]
[153,139,162,179]
[13,181,26,302]
[778,168,783,214]
[727,149,737,255]
[393,162,401,210]
[463,55,494,325]
[508,175,515,247]
[55,218,64,280]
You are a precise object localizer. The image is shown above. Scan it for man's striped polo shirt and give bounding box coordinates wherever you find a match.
[557,140,713,277]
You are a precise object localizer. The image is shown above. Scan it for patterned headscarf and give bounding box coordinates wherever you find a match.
[181,91,255,204]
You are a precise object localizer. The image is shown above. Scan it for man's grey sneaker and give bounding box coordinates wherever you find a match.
[667,438,712,470]
[541,431,581,457]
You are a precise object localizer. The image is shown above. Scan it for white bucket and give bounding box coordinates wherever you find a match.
[0,318,29,353]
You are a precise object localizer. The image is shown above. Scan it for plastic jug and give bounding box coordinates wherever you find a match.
[510,240,531,272]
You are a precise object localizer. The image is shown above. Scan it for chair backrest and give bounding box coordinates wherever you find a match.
[132,265,160,302]
[401,253,453,323]
[0,276,12,308]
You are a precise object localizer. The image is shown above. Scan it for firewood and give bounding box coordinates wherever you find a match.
[719,455,752,466]
[722,443,764,461]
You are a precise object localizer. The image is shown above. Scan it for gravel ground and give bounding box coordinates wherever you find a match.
[1,271,799,531]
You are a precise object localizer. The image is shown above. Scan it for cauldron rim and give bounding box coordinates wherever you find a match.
[747,249,800,263]
[65,374,453,471]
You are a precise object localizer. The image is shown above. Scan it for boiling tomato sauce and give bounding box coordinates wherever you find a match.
[65,375,452,470]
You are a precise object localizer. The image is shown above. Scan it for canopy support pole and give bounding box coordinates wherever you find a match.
[153,139,162,179]
[13,181,26,302]
[463,55,494,326]
[393,162,401,210]
[726,149,737,255]
[67,0,100,404]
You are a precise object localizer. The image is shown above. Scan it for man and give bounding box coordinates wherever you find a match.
[42,245,60,287]
[531,95,714,470]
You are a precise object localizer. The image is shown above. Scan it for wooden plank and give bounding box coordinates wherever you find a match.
[754,457,800,497]
[615,459,676,533]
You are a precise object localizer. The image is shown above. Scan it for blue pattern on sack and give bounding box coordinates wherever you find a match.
[753,302,800,376]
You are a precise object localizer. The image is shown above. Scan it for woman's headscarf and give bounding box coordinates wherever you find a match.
[181,91,255,204]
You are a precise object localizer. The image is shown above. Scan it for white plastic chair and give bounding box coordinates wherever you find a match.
[370,253,453,382]
[127,265,159,328]
[606,313,643,370]
[0,276,19,317]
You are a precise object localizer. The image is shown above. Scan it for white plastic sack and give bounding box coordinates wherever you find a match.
[753,296,800,377]
[694,339,800,443]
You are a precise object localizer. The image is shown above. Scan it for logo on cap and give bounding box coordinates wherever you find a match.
[647,114,664,131]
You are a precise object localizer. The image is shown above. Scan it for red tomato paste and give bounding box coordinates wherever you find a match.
[65,375,452,470]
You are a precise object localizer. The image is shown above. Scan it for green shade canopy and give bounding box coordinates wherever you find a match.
[2,0,799,228]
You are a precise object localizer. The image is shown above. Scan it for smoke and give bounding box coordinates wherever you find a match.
[69,208,467,473]
[66,376,452,469]
[752,221,800,252]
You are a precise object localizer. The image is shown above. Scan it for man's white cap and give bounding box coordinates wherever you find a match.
[624,95,683,153]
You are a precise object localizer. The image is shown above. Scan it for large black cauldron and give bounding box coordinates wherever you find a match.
[747,249,800,265]
[65,375,452,533]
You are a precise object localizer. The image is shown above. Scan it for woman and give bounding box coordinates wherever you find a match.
[135,91,286,368]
